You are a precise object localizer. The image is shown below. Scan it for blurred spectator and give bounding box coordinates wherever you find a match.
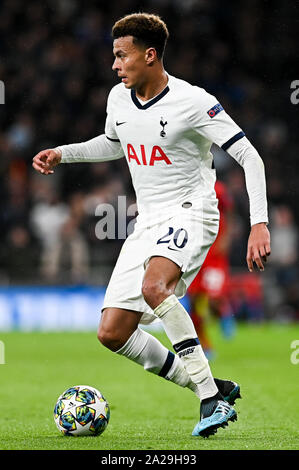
[271,205,298,272]
[265,205,299,321]
[42,192,90,283]
[30,182,70,280]
[7,113,34,150]
[0,225,40,283]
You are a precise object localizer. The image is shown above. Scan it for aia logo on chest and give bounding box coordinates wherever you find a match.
[127,144,172,166]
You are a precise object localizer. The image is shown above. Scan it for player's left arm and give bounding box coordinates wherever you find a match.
[246,222,270,272]
[187,88,271,271]
[226,137,271,272]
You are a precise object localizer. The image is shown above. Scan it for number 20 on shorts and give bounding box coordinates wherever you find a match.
[157,227,189,249]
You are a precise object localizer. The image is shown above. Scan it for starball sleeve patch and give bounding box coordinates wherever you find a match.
[207,103,224,118]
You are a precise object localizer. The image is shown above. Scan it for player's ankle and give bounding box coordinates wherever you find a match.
[200,391,224,419]
[201,391,223,404]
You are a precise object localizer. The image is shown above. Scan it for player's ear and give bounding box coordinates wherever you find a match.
[145,47,156,65]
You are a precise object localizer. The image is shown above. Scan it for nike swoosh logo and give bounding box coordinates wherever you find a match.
[116,121,126,126]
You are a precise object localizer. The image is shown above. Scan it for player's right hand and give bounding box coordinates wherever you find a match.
[32,148,62,175]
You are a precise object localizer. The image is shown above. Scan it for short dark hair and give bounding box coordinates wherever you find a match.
[112,13,169,60]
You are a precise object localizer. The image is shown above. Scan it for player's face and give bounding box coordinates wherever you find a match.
[112,36,149,89]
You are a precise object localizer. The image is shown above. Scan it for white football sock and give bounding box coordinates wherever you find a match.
[116,327,198,393]
[154,294,218,400]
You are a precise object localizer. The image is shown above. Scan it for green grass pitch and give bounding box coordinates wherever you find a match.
[0,322,298,450]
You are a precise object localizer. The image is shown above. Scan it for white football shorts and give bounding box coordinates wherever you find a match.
[102,200,219,324]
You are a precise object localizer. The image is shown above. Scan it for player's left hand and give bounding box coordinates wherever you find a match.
[246,222,271,272]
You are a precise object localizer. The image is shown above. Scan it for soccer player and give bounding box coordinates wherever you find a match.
[32,13,271,438]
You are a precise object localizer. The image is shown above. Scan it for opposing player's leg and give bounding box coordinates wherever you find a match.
[142,255,237,437]
[212,297,236,340]
[97,307,198,393]
[189,292,215,358]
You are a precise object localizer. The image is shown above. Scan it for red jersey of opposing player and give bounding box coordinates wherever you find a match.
[188,180,234,298]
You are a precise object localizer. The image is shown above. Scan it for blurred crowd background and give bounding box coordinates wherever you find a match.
[0,0,298,322]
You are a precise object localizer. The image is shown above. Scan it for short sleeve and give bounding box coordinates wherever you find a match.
[188,87,245,151]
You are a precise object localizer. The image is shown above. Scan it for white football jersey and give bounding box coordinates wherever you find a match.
[105,74,244,226]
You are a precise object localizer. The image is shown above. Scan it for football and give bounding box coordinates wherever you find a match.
[53,385,110,436]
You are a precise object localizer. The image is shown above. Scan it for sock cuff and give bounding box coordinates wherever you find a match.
[154,294,178,318]
[173,337,200,353]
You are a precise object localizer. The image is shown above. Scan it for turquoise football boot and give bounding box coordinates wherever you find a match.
[192,400,237,438]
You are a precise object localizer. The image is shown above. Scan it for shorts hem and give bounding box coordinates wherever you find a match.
[144,252,189,273]
[101,301,151,315]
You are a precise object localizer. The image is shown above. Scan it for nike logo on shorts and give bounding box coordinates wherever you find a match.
[116,121,126,126]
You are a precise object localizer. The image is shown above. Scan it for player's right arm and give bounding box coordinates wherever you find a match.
[32,147,62,175]
[32,87,123,175]
[32,134,123,175]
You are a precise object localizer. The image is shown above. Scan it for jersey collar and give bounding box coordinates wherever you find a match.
[131,84,170,110]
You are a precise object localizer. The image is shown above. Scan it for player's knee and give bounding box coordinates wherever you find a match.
[142,279,168,309]
[97,325,124,352]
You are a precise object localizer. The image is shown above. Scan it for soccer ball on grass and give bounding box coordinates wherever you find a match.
[54,385,110,436]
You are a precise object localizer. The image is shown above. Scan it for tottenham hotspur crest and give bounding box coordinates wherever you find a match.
[160,117,167,137]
